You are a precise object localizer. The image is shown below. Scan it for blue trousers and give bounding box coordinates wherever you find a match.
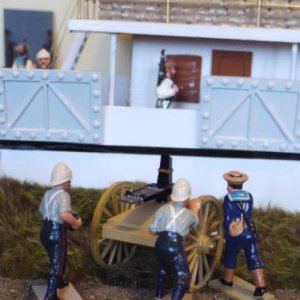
[223,236,264,271]
[40,220,67,300]
[154,231,190,300]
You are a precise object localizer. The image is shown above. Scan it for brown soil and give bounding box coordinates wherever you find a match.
[1,277,299,300]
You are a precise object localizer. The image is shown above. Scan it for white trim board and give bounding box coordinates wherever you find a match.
[69,20,300,44]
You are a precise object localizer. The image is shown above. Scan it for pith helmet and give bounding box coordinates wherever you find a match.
[171,178,191,202]
[223,170,248,185]
[50,162,72,186]
[36,48,50,60]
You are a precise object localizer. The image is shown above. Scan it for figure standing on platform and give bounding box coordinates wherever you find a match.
[39,162,82,300]
[12,42,33,69]
[36,48,51,69]
[220,170,267,298]
[149,178,200,300]
[156,50,179,109]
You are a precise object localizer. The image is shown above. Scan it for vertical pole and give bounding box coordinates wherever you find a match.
[85,0,89,19]
[166,0,170,23]
[109,34,117,106]
[256,0,262,27]
[77,0,80,19]
[290,43,299,80]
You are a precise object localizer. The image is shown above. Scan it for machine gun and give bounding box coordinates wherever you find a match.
[121,154,173,204]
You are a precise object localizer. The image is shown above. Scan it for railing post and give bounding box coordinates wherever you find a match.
[109,34,117,106]
[166,0,170,23]
[256,0,262,27]
[77,0,82,19]
[290,43,299,80]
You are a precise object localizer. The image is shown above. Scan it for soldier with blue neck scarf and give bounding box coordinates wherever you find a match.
[220,170,267,299]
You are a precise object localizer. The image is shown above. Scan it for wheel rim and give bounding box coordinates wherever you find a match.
[185,195,223,291]
[90,181,144,266]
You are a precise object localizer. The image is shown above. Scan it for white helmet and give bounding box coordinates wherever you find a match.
[36,48,50,60]
[50,162,72,186]
[171,178,191,202]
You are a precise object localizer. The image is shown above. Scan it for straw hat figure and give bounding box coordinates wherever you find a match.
[220,170,267,298]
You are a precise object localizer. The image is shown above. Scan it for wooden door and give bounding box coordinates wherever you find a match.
[166,55,202,103]
[211,50,252,77]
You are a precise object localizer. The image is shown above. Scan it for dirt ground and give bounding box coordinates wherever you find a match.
[1,277,300,300]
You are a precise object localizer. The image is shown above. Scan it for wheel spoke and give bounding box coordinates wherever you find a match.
[187,232,199,242]
[190,254,198,286]
[206,209,217,224]
[101,239,114,259]
[111,194,120,215]
[184,243,197,252]
[203,253,210,273]
[200,203,210,234]
[207,220,221,233]
[130,244,137,257]
[102,206,113,219]
[198,254,203,281]
[117,242,122,263]
[108,241,118,265]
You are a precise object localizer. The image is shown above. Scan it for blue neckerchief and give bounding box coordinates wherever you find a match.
[228,190,250,202]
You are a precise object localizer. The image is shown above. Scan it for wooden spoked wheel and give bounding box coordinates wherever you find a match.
[90,181,144,267]
[185,195,223,291]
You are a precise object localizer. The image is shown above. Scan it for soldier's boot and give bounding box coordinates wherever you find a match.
[251,268,267,298]
[220,267,234,287]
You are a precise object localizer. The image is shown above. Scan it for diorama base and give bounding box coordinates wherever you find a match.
[32,282,83,300]
[161,292,193,300]
[208,276,275,300]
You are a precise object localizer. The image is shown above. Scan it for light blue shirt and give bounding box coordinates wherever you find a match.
[149,202,199,237]
[39,186,72,223]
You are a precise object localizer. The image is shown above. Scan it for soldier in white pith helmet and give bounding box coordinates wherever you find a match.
[149,178,199,300]
[39,162,82,300]
[36,48,51,69]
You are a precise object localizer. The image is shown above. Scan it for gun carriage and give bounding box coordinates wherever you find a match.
[90,154,223,291]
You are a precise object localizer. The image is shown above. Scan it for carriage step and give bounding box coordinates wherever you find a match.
[208,276,275,300]
[32,282,83,300]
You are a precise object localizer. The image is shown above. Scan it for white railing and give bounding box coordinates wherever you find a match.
[77,0,300,28]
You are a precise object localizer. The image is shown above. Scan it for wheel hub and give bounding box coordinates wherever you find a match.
[197,234,214,253]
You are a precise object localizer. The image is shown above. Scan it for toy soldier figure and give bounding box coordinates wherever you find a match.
[221,170,267,298]
[12,42,33,69]
[39,163,82,300]
[149,178,200,300]
[156,51,179,109]
[36,48,51,69]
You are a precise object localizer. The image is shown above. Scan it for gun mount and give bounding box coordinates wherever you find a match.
[121,154,173,204]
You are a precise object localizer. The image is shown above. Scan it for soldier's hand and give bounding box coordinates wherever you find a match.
[72,217,82,230]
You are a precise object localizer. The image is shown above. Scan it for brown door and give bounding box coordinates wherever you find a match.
[166,55,202,103]
[211,50,252,77]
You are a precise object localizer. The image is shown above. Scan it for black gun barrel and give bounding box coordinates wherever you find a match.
[121,154,173,204]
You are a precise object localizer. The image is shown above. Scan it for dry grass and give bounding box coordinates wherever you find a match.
[0,177,299,292]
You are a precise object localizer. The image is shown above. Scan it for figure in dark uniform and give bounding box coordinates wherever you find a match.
[39,162,82,300]
[220,170,267,298]
[149,178,200,300]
